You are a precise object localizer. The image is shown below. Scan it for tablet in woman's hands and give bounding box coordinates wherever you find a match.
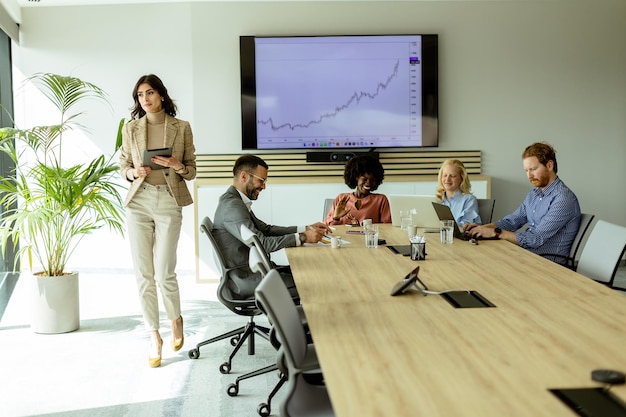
[142,147,172,169]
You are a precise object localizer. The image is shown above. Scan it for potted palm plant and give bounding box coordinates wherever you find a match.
[0,73,125,334]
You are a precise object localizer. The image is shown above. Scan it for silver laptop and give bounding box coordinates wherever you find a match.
[388,194,440,228]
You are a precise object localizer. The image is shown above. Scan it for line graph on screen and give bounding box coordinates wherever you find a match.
[258,59,401,133]
[254,36,424,148]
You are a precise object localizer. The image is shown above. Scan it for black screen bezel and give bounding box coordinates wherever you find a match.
[240,34,439,151]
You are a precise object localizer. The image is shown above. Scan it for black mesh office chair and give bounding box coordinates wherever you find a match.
[224,245,280,400]
[188,217,271,375]
[256,269,333,417]
[235,225,315,416]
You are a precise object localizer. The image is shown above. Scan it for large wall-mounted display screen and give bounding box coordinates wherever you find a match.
[240,34,438,150]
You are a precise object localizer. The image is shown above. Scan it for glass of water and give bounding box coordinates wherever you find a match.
[365,224,379,248]
[440,220,454,244]
[400,210,411,231]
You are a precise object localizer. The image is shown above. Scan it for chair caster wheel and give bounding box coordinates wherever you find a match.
[188,348,200,359]
[257,402,270,417]
[219,362,231,374]
[227,383,239,397]
[230,336,240,346]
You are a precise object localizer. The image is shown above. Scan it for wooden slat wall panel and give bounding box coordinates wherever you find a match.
[196,150,481,183]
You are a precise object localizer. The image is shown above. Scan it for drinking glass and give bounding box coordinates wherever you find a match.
[400,210,411,231]
[365,224,379,248]
[440,220,454,244]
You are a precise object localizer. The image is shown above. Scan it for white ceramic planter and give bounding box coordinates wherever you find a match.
[30,272,80,334]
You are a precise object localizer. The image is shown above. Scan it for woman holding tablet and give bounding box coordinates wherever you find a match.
[119,74,197,367]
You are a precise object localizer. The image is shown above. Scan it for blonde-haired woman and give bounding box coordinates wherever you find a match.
[436,159,481,227]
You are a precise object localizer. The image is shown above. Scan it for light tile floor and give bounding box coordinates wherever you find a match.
[0,269,284,417]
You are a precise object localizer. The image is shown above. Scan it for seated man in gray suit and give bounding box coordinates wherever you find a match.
[212,154,330,299]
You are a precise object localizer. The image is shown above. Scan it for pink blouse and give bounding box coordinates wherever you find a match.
[324,193,392,225]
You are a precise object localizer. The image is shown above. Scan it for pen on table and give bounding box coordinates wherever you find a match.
[320,234,333,244]
[308,225,335,231]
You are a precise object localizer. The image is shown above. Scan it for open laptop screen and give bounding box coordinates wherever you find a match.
[388,195,439,228]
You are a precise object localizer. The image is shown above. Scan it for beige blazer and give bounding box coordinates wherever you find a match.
[120,114,197,207]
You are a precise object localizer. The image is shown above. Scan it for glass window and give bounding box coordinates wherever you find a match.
[0,28,19,320]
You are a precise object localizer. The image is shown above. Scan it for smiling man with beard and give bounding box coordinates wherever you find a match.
[212,154,330,298]
[464,142,581,265]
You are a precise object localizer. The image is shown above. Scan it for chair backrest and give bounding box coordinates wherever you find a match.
[248,245,270,276]
[323,198,334,220]
[570,213,595,264]
[476,198,495,224]
[255,269,308,369]
[240,224,273,273]
[576,220,626,286]
[200,216,261,316]
[200,216,226,276]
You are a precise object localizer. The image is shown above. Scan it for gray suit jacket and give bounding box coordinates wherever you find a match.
[120,114,197,207]
[212,186,298,297]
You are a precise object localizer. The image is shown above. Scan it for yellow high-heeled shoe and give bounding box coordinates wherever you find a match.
[149,335,163,368]
[172,316,184,352]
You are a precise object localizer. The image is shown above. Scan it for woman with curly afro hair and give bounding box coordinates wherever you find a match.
[324,154,392,225]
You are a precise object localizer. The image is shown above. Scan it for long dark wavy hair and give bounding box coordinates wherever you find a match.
[130,74,177,120]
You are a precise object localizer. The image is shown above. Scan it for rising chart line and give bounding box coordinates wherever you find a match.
[258,59,401,132]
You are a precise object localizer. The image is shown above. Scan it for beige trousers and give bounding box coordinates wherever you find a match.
[126,183,183,331]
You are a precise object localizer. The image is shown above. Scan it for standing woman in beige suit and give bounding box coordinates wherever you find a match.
[120,74,197,367]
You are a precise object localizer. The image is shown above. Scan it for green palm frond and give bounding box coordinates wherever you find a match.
[28,73,110,117]
[0,73,124,276]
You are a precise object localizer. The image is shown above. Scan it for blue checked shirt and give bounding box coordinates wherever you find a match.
[495,177,580,264]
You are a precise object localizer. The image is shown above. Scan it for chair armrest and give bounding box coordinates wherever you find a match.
[536,253,575,270]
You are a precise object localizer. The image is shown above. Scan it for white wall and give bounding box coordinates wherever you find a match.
[10,0,626,272]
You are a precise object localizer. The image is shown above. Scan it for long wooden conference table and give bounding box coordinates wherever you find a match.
[285,224,626,417]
